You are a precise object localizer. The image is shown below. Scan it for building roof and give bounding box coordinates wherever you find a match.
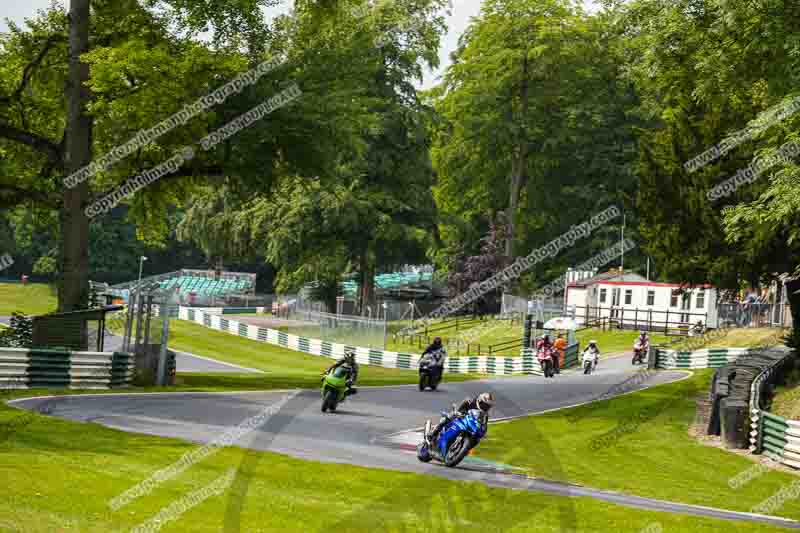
[600,280,715,289]
[567,270,648,288]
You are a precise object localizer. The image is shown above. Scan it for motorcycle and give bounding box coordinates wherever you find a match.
[321,365,352,412]
[582,349,597,375]
[632,341,647,365]
[417,408,487,467]
[418,359,442,391]
[537,345,556,378]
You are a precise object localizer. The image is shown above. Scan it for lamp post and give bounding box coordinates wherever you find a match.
[138,256,148,283]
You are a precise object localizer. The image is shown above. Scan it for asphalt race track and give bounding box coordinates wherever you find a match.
[10,356,800,529]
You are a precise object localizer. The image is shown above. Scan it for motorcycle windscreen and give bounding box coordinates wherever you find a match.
[332,367,349,379]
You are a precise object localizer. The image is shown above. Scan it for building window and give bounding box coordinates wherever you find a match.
[599,288,607,304]
[696,291,705,309]
[647,290,655,306]
[670,291,679,307]
[624,289,632,305]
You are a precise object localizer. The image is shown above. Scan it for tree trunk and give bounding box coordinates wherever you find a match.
[59,0,92,312]
[785,278,800,350]
[359,250,375,317]
[506,55,530,258]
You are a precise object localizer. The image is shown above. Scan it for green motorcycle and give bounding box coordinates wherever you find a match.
[321,365,352,412]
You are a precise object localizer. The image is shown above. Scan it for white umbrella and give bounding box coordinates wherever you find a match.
[543,316,578,330]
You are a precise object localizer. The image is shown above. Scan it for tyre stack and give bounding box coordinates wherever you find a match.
[708,348,796,449]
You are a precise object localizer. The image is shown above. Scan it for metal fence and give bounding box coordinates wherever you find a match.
[281,308,388,349]
[501,293,564,315]
[718,303,792,329]
[572,305,708,334]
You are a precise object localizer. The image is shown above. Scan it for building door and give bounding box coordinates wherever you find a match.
[681,293,691,323]
[611,288,621,318]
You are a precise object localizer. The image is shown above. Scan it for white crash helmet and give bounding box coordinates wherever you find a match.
[477,392,494,412]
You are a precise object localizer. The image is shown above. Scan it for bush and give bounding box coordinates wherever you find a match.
[0,312,33,348]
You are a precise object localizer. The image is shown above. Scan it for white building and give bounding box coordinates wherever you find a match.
[566,270,719,330]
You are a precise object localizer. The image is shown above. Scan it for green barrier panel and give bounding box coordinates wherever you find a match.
[762,411,788,424]
[298,337,311,353]
[368,350,383,366]
[27,349,71,388]
[764,434,788,450]
[764,442,786,456]
[763,418,789,433]
[395,353,412,369]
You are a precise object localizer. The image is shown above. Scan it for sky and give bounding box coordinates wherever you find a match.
[0,0,600,89]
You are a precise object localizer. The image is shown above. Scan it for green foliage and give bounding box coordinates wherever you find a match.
[429,0,640,287]
[0,312,33,348]
[624,0,800,287]
[177,0,447,302]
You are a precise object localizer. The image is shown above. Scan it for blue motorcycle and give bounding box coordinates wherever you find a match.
[416,408,487,467]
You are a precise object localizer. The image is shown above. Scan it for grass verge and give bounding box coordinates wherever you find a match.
[767,365,800,420]
[667,327,787,351]
[0,389,787,532]
[477,369,800,520]
[0,282,57,316]
[167,319,478,388]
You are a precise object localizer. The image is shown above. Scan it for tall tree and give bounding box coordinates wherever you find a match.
[1,0,281,310]
[619,0,800,341]
[429,0,640,287]
[177,0,446,310]
[62,0,92,311]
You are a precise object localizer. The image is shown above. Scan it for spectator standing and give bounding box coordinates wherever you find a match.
[553,333,567,371]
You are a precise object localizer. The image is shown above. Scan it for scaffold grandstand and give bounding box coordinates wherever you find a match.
[109,268,256,306]
[340,270,433,297]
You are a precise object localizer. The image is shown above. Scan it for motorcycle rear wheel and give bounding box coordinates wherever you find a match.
[444,433,474,467]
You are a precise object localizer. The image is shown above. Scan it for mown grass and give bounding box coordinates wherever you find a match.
[667,327,787,351]
[167,319,478,388]
[574,328,669,355]
[767,364,800,420]
[0,282,57,316]
[0,386,787,532]
[477,370,800,521]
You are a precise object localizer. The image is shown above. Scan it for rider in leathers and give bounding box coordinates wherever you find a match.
[426,392,494,444]
[419,337,447,381]
[324,349,359,396]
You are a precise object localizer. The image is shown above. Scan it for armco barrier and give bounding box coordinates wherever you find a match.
[178,307,580,375]
[747,348,797,468]
[0,347,135,389]
[221,306,266,315]
[757,411,800,467]
[656,347,750,369]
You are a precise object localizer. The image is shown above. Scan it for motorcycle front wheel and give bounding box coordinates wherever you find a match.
[321,389,337,412]
[419,373,428,391]
[444,433,474,467]
[417,442,432,463]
